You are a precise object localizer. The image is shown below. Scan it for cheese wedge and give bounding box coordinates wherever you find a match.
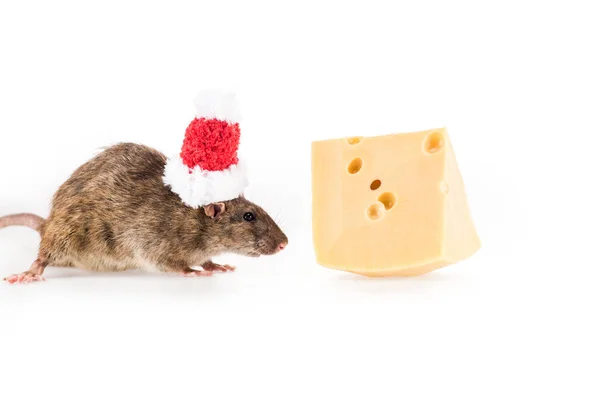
[311,128,480,277]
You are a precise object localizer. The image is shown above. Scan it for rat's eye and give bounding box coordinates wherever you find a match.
[243,212,256,222]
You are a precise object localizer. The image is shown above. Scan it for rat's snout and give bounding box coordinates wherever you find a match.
[254,235,288,256]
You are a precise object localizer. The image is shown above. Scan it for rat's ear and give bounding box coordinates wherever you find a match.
[203,202,226,219]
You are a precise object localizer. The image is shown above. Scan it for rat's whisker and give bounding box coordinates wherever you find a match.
[274,209,283,224]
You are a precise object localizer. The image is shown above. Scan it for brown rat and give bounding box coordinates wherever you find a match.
[1,143,288,284]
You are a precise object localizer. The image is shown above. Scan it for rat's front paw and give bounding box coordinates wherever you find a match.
[180,269,213,277]
[201,261,236,273]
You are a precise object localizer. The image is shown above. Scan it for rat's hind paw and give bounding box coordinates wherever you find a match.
[4,271,46,284]
[201,261,236,273]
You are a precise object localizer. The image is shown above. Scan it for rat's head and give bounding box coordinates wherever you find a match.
[203,196,288,257]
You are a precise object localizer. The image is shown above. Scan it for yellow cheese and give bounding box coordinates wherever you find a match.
[311,128,480,277]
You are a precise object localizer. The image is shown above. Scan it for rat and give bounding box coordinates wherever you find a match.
[0,143,288,284]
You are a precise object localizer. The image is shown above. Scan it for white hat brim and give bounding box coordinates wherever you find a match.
[163,155,248,208]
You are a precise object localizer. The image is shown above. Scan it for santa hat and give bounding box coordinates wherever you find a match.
[163,89,248,208]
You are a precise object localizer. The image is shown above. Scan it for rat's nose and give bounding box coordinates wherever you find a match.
[278,241,287,252]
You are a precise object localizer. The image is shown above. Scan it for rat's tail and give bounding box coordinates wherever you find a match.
[0,213,45,234]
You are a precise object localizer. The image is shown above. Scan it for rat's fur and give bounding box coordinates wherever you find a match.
[1,143,287,282]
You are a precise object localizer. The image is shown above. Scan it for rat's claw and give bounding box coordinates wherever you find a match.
[4,275,19,284]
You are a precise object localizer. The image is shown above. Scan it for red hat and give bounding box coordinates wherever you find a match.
[163,90,248,207]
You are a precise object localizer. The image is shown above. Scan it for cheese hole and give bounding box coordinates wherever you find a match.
[346,137,363,145]
[370,179,381,190]
[347,158,363,174]
[366,203,385,221]
[424,132,444,154]
[378,192,396,210]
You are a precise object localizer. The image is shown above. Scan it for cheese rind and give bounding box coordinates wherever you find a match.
[311,128,480,277]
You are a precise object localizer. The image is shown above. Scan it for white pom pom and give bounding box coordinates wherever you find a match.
[193,89,241,123]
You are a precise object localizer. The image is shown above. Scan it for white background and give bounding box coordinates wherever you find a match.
[1,0,598,399]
